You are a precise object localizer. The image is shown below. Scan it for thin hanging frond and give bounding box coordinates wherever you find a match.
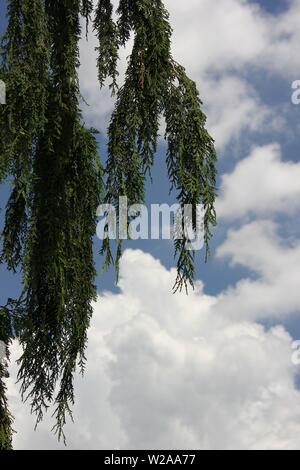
[0,306,14,450]
[164,62,217,292]
[81,0,94,34]
[0,0,48,271]
[94,0,120,93]
[15,0,103,443]
[1,0,103,443]
[95,0,217,289]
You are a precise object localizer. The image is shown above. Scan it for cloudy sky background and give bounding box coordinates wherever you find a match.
[2,0,300,450]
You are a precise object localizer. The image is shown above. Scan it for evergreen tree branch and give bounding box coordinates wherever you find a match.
[0,306,14,450]
[96,0,217,289]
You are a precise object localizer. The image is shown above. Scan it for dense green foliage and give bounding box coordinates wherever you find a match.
[97,0,217,291]
[0,0,48,270]
[0,0,217,447]
[0,0,103,446]
[0,307,13,450]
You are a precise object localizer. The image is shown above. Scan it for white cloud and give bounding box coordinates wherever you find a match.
[218,143,300,219]
[217,220,300,321]
[7,248,300,450]
[165,0,268,77]
[78,0,297,150]
[266,0,300,77]
[201,77,273,150]
[166,0,300,79]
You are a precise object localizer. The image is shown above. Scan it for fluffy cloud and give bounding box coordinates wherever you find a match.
[200,78,274,149]
[166,0,300,78]
[7,247,300,450]
[165,0,267,76]
[216,220,300,321]
[78,0,299,149]
[266,0,300,77]
[217,144,300,219]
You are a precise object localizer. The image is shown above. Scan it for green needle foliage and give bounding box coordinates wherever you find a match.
[16,0,102,443]
[0,0,48,271]
[0,0,103,444]
[0,0,217,446]
[96,0,217,292]
[0,307,14,450]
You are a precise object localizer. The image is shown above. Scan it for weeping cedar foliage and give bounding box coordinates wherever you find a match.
[0,0,103,445]
[0,307,13,450]
[97,0,217,291]
[0,0,217,446]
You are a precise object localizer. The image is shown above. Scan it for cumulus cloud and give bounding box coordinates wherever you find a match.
[165,0,268,76]
[217,220,300,321]
[218,144,300,220]
[7,248,300,450]
[78,0,299,149]
[166,0,300,79]
[200,78,274,150]
[266,0,300,77]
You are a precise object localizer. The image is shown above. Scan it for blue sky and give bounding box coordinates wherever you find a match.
[2,0,300,450]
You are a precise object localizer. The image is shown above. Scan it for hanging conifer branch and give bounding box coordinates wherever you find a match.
[95,0,217,290]
[0,0,103,444]
[0,306,14,450]
[14,0,103,443]
[81,0,94,35]
[97,0,173,277]
[94,0,120,93]
[164,62,217,292]
[0,0,48,271]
